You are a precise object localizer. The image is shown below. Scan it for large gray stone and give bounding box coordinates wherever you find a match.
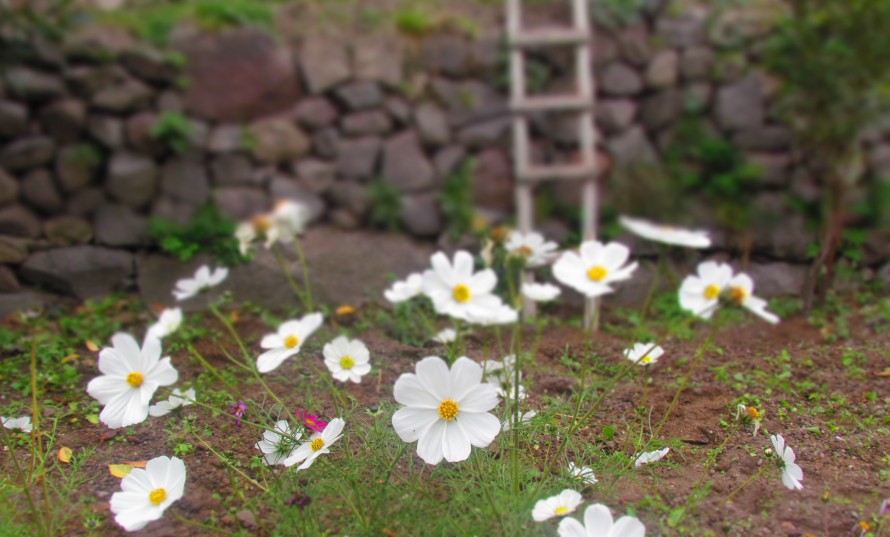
[248,117,311,164]
[88,115,125,149]
[120,46,179,83]
[20,246,134,299]
[92,78,154,113]
[93,203,148,246]
[432,79,506,128]
[681,47,715,80]
[295,97,339,130]
[656,17,706,48]
[414,102,451,146]
[0,168,20,205]
[617,24,651,67]
[749,152,791,185]
[213,187,269,220]
[293,159,337,193]
[55,145,99,193]
[0,100,28,138]
[160,157,210,204]
[107,152,158,208]
[44,215,93,246]
[596,99,637,134]
[645,49,679,89]
[0,265,20,293]
[328,181,369,217]
[342,110,393,137]
[473,148,512,212]
[207,124,244,154]
[300,36,350,94]
[334,81,384,111]
[382,132,435,193]
[732,125,793,151]
[0,205,41,238]
[21,169,63,214]
[39,99,87,142]
[3,67,66,102]
[0,235,28,264]
[313,128,340,159]
[601,63,644,96]
[401,192,443,237]
[65,187,106,217]
[354,35,403,87]
[641,88,682,131]
[606,125,658,166]
[434,145,466,179]
[65,64,122,98]
[210,154,255,187]
[337,137,381,181]
[0,137,56,171]
[456,117,511,148]
[421,35,471,77]
[715,76,764,132]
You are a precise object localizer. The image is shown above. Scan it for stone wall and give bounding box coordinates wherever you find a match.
[0,2,888,300]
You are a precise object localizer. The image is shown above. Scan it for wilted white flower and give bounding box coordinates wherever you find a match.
[432,328,457,344]
[172,265,229,301]
[256,312,324,373]
[384,273,424,304]
[256,420,301,466]
[553,241,638,298]
[110,456,186,532]
[284,417,345,470]
[146,308,183,341]
[521,282,562,302]
[557,503,645,537]
[501,410,537,432]
[770,434,803,490]
[505,231,559,267]
[568,462,598,485]
[619,215,711,249]
[148,388,195,417]
[726,273,780,324]
[1,416,32,433]
[323,336,371,383]
[623,342,664,366]
[634,447,669,467]
[532,489,583,522]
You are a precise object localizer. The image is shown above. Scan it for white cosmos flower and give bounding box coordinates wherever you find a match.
[270,199,310,243]
[87,333,178,429]
[532,489,584,522]
[148,388,195,417]
[421,250,507,323]
[432,328,457,344]
[110,455,186,532]
[283,417,345,470]
[384,273,424,303]
[323,336,371,383]
[568,462,598,485]
[482,355,527,401]
[634,447,669,467]
[1,416,32,432]
[623,342,664,366]
[522,282,562,302]
[172,265,229,301]
[505,231,559,268]
[619,215,711,249]
[770,434,803,490]
[392,356,501,465]
[726,273,780,324]
[678,261,733,319]
[553,241,638,298]
[501,410,536,432]
[256,312,324,373]
[466,303,519,326]
[146,308,183,341]
[256,420,302,466]
[557,503,646,537]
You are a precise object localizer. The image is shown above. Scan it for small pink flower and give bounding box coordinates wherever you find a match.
[230,400,247,425]
[295,409,327,433]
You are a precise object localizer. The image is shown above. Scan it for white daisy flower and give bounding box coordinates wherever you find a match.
[421,250,507,323]
[568,462,598,485]
[87,334,178,429]
[770,434,804,490]
[256,312,324,373]
[392,356,501,465]
[623,342,664,366]
[557,503,646,537]
[323,336,371,383]
[146,308,183,341]
[634,447,670,467]
[619,215,711,249]
[384,273,424,304]
[532,489,584,522]
[552,241,638,298]
[726,272,780,324]
[466,303,519,326]
[483,355,527,401]
[270,199,309,242]
[172,265,229,301]
[521,282,562,302]
[504,231,559,268]
[283,417,345,470]
[234,214,270,255]
[110,455,185,532]
[148,388,195,417]
[432,328,457,344]
[256,420,302,466]
[501,410,537,432]
[678,261,733,319]
[1,416,32,432]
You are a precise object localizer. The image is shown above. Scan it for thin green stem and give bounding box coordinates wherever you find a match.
[191,432,268,492]
[0,425,43,536]
[293,238,315,311]
[724,461,770,504]
[273,244,309,310]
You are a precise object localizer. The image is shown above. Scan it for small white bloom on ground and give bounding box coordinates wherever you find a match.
[504,231,559,267]
[635,447,670,467]
[623,342,664,366]
[323,336,371,383]
[532,489,584,522]
[432,328,457,344]
[421,250,507,323]
[483,355,527,401]
[466,303,519,326]
[726,272,780,324]
[384,273,424,303]
[553,241,638,298]
[256,312,324,373]
[770,433,804,490]
[392,356,501,465]
[678,261,733,319]
[110,455,186,532]
[1,416,32,432]
[87,334,178,429]
[148,388,195,417]
[568,462,598,485]
[619,215,711,249]
[735,404,764,436]
[522,282,562,302]
[557,503,646,537]
[256,420,302,466]
[172,265,229,301]
[146,308,183,341]
[283,417,345,470]
[501,410,537,432]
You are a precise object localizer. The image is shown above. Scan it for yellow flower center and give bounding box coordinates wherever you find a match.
[746,407,762,420]
[340,356,355,369]
[555,506,570,515]
[516,245,533,257]
[704,284,721,300]
[310,438,325,451]
[284,335,300,349]
[729,286,748,303]
[641,355,652,364]
[252,215,272,233]
[149,488,167,506]
[126,372,144,387]
[438,399,460,421]
[586,266,608,282]
[452,284,472,303]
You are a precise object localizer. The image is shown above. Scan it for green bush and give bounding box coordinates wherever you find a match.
[441,160,476,240]
[150,113,196,155]
[149,202,246,267]
[368,180,403,231]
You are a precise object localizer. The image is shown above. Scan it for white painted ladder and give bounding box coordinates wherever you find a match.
[506,0,599,329]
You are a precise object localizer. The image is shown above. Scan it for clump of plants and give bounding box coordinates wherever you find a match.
[148,202,245,267]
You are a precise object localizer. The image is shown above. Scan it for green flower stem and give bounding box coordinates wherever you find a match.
[724,461,770,504]
[190,432,268,492]
[187,343,248,402]
[689,421,741,494]
[293,238,315,311]
[639,251,666,324]
[0,425,43,536]
[272,243,309,311]
[511,313,523,494]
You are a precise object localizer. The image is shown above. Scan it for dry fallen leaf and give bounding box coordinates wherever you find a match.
[108,464,134,478]
[122,460,147,468]
[85,340,99,352]
[58,447,72,463]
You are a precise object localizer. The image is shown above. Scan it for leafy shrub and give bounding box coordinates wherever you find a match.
[441,160,476,240]
[148,202,246,266]
[368,180,403,231]
[150,113,196,155]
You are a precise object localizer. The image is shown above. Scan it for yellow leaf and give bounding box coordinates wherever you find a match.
[58,447,73,463]
[61,354,80,364]
[85,340,99,352]
[109,464,134,478]
[123,460,147,468]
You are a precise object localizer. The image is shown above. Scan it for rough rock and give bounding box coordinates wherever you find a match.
[0,137,56,171]
[160,157,210,204]
[400,192,443,237]
[606,125,658,166]
[336,137,381,181]
[456,117,511,148]
[747,262,807,297]
[641,88,682,131]
[334,81,384,111]
[382,132,435,193]
[0,265,19,292]
[210,154,256,187]
[328,181,369,217]
[65,64,121,98]
[313,128,340,159]
[656,16,706,48]
[715,75,764,131]
[0,235,28,263]
[342,110,393,137]
[432,79,506,127]
[749,152,791,185]
[353,35,403,86]
[65,187,106,217]
[732,126,793,151]
[473,148,512,212]
[151,197,199,225]
[107,152,158,208]
[248,118,311,164]
[300,36,351,94]
[93,203,148,246]
[158,90,185,114]
[293,159,337,193]
[414,102,451,146]
[596,99,637,134]
[3,67,66,102]
[434,146,466,179]
[0,100,29,138]
[213,187,269,220]
[44,215,93,246]
[684,82,713,111]
[39,99,87,143]
[206,124,243,154]
[87,115,125,149]
[20,246,134,299]
[295,97,339,130]
[92,78,154,113]
[120,46,179,83]
[645,49,679,89]
[385,97,412,125]
[681,47,715,80]
[21,169,64,214]
[421,35,471,77]
[0,204,41,238]
[601,63,644,97]
[617,24,651,67]
[0,168,20,205]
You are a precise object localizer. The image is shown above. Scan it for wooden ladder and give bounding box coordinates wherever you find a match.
[506,0,599,329]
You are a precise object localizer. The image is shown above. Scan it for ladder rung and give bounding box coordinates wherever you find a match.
[518,162,597,182]
[509,28,590,47]
[511,95,591,112]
